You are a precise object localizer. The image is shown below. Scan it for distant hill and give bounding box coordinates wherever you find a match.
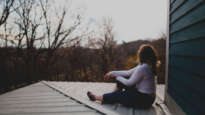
[118,40,151,56]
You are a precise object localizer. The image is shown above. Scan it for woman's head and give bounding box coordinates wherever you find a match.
[137,44,159,75]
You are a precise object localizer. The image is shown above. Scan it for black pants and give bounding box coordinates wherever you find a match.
[102,81,155,109]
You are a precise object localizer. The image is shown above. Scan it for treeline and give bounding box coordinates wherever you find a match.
[0,37,166,94]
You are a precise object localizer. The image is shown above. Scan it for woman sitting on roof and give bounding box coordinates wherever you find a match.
[87,44,159,109]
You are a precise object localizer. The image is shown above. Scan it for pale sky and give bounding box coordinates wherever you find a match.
[0,0,168,44]
[68,0,168,43]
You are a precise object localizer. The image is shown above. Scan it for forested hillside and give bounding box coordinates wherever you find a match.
[0,37,165,94]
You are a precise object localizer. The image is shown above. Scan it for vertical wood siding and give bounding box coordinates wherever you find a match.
[168,0,205,115]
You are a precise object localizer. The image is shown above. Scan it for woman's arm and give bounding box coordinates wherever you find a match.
[115,65,144,87]
[108,66,137,78]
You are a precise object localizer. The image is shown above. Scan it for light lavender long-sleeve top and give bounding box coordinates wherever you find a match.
[108,64,156,94]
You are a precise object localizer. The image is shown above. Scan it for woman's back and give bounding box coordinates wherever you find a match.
[136,64,155,94]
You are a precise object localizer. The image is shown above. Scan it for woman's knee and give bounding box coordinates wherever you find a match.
[102,91,122,104]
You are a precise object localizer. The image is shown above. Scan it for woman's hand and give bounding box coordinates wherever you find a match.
[104,72,111,80]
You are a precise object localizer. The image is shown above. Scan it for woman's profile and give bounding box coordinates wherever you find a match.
[87,44,159,109]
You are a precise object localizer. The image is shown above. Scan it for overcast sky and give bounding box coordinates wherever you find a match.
[67,0,168,43]
[0,0,168,44]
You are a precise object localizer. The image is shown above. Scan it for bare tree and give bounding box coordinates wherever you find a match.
[97,18,117,74]
[0,0,14,26]
[39,0,82,79]
[39,0,81,50]
[9,0,82,81]
[0,0,15,47]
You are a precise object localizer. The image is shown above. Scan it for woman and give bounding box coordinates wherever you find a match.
[87,44,159,109]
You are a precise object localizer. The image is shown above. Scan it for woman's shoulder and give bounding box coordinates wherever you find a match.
[138,63,149,69]
[133,64,151,72]
[138,64,152,73]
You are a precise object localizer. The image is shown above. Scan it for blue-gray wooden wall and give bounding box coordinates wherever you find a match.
[168,0,205,115]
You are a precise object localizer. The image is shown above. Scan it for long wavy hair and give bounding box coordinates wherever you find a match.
[137,44,159,76]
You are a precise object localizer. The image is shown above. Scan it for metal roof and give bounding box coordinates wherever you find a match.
[0,81,166,115]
